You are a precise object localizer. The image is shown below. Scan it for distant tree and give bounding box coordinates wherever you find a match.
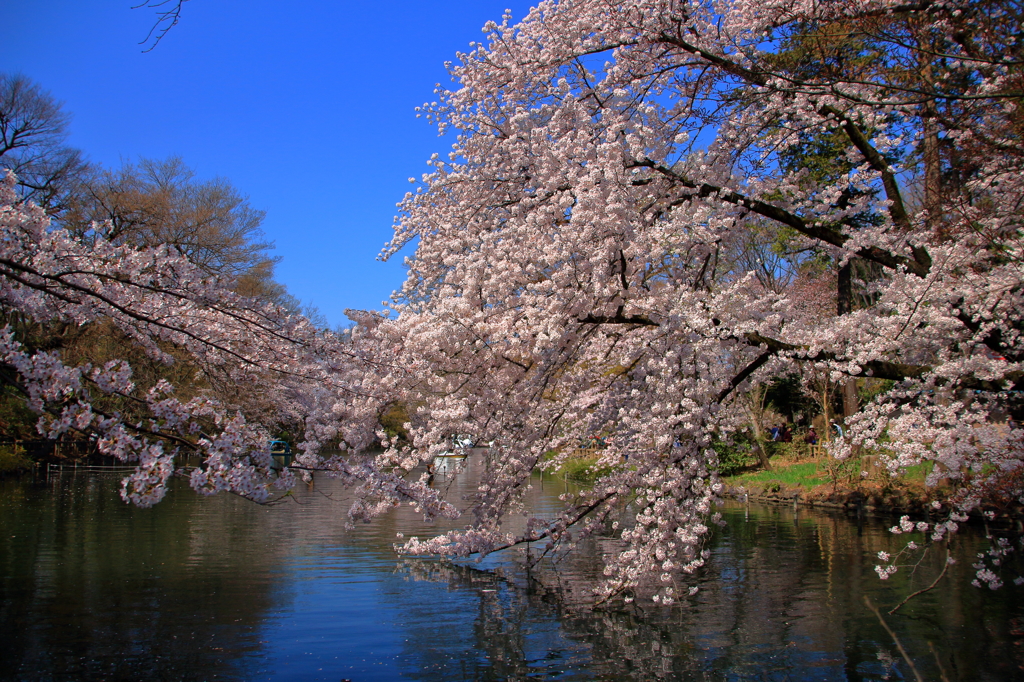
[0,73,88,213]
[0,73,330,443]
[62,157,285,301]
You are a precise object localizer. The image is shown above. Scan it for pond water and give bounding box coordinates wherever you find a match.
[1,456,1023,681]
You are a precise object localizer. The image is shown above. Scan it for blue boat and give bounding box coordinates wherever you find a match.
[269,440,293,470]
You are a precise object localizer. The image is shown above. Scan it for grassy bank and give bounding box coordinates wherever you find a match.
[725,454,935,493]
[552,456,617,482]
[545,446,944,507]
[718,450,982,519]
[726,461,827,492]
[541,449,619,483]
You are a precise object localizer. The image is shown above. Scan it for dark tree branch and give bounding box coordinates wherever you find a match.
[628,159,930,277]
[888,548,951,615]
[715,350,773,403]
[579,310,659,326]
[134,0,188,52]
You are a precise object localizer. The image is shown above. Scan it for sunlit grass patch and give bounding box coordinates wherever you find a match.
[540,449,621,483]
[726,461,826,490]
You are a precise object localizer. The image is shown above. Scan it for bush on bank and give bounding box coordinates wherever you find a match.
[0,444,33,475]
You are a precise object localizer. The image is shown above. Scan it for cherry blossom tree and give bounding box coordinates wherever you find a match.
[1,164,467,540]
[372,0,1024,602]
[0,171,386,506]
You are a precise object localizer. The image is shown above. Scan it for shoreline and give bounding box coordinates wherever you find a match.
[722,482,1024,529]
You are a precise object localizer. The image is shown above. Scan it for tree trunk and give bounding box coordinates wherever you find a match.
[842,379,858,419]
[745,387,773,471]
[922,99,943,236]
[837,260,858,418]
[755,440,773,472]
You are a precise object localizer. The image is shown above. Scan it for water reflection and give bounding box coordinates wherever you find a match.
[1,464,1022,681]
[0,469,277,680]
[396,504,1024,681]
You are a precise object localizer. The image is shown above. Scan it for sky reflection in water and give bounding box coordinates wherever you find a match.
[1,459,1022,681]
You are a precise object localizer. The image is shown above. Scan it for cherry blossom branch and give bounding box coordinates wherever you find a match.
[628,158,930,277]
[888,548,952,616]
[864,596,926,682]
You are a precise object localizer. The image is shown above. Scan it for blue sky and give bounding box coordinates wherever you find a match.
[1,1,532,327]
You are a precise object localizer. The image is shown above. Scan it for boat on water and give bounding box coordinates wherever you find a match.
[269,440,293,470]
[429,453,467,476]
[428,435,476,476]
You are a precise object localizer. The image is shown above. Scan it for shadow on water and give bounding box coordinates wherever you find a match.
[1,458,1023,680]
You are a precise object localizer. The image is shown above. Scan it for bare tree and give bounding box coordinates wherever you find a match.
[0,74,88,214]
[62,156,284,300]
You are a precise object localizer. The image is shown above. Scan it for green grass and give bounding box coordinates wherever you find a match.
[559,456,619,482]
[726,461,826,491]
[900,461,934,483]
[725,456,942,493]
[540,450,619,483]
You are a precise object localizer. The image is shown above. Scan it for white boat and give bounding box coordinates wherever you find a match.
[430,453,467,476]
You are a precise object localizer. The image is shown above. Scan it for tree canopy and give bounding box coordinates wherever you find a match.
[60,156,287,302]
[0,74,88,213]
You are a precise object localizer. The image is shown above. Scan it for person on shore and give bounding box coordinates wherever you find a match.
[803,428,818,445]
[779,425,792,443]
[769,424,780,441]
[830,421,844,439]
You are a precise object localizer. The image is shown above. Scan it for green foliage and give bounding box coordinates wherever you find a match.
[0,444,33,475]
[764,374,816,424]
[0,387,37,440]
[378,401,411,441]
[712,433,758,476]
[857,377,896,404]
[778,125,859,188]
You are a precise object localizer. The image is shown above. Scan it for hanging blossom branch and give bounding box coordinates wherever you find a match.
[0,171,395,513]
